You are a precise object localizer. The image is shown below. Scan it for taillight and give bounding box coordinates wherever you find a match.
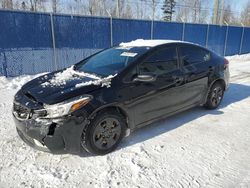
[224,58,229,69]
[224,58,229,65]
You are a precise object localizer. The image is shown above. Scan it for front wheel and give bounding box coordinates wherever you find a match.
[205,82,224,109]
[81,110,126,155]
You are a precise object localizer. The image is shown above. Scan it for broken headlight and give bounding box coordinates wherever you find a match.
[34,95,92,119]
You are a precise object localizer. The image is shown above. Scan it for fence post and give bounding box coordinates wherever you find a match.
[182,22,185,41]
[50,13,58,71]
[206,23,210,48]
[151,18,154,39]
[151,0,155,40]
[2,51,8,77]
[239,23,245,54]
[106,10,113,47]
[223,22,229,56]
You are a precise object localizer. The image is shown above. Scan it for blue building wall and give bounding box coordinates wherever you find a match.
[0,10,250,77]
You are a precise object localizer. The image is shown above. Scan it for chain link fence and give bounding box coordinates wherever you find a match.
[0,9,250,77]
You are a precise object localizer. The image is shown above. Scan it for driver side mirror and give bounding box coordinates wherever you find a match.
[133,74,156,82]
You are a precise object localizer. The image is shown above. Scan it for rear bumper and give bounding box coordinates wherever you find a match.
[225,67,230,90]
[13,114,89,154]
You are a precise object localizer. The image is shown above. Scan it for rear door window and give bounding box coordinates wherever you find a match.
[179,46,210,66]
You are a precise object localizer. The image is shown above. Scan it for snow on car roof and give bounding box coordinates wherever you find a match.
[119,39,190,47]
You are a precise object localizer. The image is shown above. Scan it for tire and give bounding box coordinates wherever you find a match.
[205,82,224,109]
[81,110,126,155]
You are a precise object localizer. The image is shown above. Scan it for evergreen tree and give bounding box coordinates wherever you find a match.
[161,0,176,21]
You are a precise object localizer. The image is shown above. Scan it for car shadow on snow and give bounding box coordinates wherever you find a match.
[78,83,250,156]
[117,83,250,151]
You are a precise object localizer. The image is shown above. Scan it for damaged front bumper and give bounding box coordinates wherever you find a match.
[13,114,89,154]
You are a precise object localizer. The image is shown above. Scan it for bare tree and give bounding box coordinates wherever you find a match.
[71,0,87,15]
[88,0,96,15]
[192,0,208,23]
[70,0,112,17]
[13,0,20,10]
[52,0,60,13]
[197,0,210,23]
[192,0,201,23]
[175,0,209,23]
[138,0,146,19]
[241,2,250,26]
[28,0,46,12]
[222,4,234,24]
[21,1,27,10]
[175,5,189,22]
[212,0,219,24]
[151,0,157,20]
[122,3,133,19]
[175,0,194,22]
[212,0,239,25]
[115,0,124,18]
[38,0,46,12]
[29,0,37,11]
[85,0,105,16]
[1,0,13,9]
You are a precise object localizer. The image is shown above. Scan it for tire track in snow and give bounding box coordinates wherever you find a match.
[230,72,250,82]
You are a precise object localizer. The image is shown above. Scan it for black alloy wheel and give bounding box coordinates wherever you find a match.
[93,117,122,150]
[211,87,223,107]
[81,110,126,155]
[205,82,224,109]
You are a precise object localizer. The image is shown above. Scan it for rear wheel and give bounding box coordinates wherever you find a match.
[205,82,224,109]
[81,110,126,155]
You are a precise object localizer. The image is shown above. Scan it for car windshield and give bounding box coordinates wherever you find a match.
[74,47,148,77]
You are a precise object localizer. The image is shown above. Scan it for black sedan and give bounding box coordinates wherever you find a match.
[12,40,230,155]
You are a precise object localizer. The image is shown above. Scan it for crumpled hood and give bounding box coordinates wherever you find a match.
[21,68,110,105]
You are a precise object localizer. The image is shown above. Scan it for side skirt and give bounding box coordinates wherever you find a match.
[132,102,200,131]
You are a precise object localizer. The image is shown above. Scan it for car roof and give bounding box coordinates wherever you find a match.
[119,39,194,48]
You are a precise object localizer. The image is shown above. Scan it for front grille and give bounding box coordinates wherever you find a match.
[13,102,31,120]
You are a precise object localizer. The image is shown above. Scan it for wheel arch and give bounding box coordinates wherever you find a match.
[89,104,131,129]
[202,78,226,105]
[210,78,226,91]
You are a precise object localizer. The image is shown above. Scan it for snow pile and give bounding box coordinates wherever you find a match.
[42,66,100,87]
[0,73,45,90]
[41,66,117,88]
[120,39,183,47]
[226,53,250,62]
[75,74,117,88]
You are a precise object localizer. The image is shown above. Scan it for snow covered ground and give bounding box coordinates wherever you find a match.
[0,54,250,188]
